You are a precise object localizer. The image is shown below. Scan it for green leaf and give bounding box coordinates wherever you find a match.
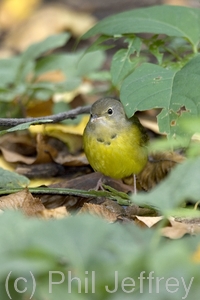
[83,5,200,51]
[35,50,106,78]
[0,57,21,86]
[34,54,74,76]
[120,62,175,115]
[0,120,52,136]
[76,50,106,77]
[158,54,200,137]
[83,35,115,53]
[148,37,164,65]
[133,157,200,212]
[21,33,70,63]
[111,37,142,86]
[0,168,29,188]
[121,54,200,137]
[0,211,200,299]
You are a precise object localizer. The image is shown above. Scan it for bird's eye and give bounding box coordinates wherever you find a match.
[107,108,113,115]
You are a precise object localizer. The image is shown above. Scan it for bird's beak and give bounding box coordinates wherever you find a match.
[91,114,104,123]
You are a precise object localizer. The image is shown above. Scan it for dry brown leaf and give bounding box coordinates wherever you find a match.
[140,116,160,134]
[0,147,36,164]
[0,188,69,219]
[138,151,185,190]
[0,189,45,216]
[135,216,163,228]
[78,203,117,223]
[21,193,45,216]
[0,133,36,164]
[22,189,69,219]
[55,153,88,167]
[161,217,200,239]
[30,116,89,155]
[3,4,96,51]
[101,199,125,216]
[34,134,57,164]
[37,206,70,219]
[26,99,53,117]
[0,132,86,167]
[0,190,28,210]
[16,163,66,178]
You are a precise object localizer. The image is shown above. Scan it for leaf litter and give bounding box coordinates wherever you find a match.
[0,125,198,240]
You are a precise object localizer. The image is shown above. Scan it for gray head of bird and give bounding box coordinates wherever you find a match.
[89,97,127,127]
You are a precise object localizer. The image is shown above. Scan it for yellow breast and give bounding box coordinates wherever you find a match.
[83,124,148,179]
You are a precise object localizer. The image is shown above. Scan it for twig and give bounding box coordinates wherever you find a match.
[0,187,131,205]
[0,105,91,127]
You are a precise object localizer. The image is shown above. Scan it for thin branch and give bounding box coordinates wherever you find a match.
[0,105,91,127]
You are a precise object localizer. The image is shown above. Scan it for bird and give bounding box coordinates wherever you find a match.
[83,97,149,193]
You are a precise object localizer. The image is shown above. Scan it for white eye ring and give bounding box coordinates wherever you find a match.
[107,108,113,115]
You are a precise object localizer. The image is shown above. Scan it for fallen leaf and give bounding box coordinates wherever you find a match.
[54,153,88,166]
[30,116,89,137]
[0,190,28,210]
[0,189,45,216]
[0,133,36,164]
[101,199,124,216]
[34,133,58,164]
[21,192,45,216]
[161,217,200,239]
[135,216,163,228]
[78,203,117,223]
[29,116,89,154]
[0,188,69,218]
[37,206,70,219]
[138,151,185,190]
[26,99,53,117]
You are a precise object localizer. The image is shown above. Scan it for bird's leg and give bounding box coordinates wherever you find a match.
[133,174,137,195]
[95,176,104,191]
[123,174,137,195]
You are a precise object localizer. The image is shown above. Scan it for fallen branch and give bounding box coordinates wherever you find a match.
[0,105,91,127]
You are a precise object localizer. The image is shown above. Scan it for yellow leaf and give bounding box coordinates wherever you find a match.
[30,116,89,136]
[192,245,200,263]
[1,0,40,28]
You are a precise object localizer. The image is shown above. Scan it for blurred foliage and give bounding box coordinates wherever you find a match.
[0,211,200,300]
[0,33,106,118]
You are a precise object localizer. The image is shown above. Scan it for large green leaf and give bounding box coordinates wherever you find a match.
[82,6,200,51]
[120,55,200,137]
[120,62,175,114]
